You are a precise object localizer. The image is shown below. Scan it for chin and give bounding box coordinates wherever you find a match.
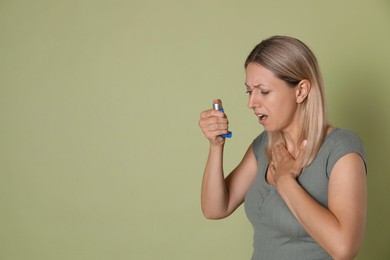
[262,125,276,132]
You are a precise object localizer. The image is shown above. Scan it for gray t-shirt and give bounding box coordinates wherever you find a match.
[244,128,367,260]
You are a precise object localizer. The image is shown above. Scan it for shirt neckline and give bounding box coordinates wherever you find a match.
[262,127,340,188]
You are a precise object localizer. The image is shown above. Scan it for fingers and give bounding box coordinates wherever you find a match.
[271,143,290,167]
[269,161,275,175]
[200,109,226,119]
[199,108,230,141]
[270,141,308,181]
[268,162,276,185]
[199,111,229,130]
[271,141,307,161]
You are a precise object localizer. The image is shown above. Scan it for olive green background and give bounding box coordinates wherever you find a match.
[1,0,389,259]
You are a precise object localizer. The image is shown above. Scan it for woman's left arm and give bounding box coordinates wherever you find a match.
[272,146,367,260]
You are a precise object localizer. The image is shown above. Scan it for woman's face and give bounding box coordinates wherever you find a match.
[245,62,300,133]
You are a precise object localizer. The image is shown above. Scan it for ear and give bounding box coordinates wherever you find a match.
[295,79,311,104]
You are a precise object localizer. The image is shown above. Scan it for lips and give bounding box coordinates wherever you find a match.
[257,113,268,123]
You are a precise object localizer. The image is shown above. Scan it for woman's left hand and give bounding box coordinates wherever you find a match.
[269,141,307,185]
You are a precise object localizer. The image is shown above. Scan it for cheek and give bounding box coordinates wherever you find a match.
[270,95,297,118]
[269,94,295,110]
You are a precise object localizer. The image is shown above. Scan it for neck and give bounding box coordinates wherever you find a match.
[282,127,301,158]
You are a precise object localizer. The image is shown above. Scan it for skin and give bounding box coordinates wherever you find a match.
[198,62,367,259]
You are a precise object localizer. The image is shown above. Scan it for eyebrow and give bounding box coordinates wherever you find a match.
[245,83,265,89]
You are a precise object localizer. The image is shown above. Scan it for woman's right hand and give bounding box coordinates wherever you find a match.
[198,99,230,146]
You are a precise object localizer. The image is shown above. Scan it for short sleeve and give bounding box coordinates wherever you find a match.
[252,131,268,160]
[326,129,367,177]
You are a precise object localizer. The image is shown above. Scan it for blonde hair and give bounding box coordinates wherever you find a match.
[245,36,329,167]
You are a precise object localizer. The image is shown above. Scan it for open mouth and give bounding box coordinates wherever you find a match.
[258,114,268,121]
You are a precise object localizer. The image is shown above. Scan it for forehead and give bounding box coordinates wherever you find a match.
[245,63,278,83]
[245,63,281,87]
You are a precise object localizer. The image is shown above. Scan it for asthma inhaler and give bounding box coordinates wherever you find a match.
[213,103,232,138]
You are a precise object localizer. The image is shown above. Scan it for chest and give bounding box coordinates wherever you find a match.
[265,166,276,185]
[244,158,330,237]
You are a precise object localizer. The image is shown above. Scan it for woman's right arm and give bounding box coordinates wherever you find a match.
[198,102,258,219]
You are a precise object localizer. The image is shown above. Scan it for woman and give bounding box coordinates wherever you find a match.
[198,36,367,260]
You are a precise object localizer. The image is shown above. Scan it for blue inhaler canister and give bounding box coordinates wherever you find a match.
[213,103,232,138]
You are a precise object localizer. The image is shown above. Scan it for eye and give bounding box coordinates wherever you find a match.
[261,91,270,95]
[245,90,252,95]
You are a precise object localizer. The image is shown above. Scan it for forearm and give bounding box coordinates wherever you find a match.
[276,178,360,260]
[201,144,229,219]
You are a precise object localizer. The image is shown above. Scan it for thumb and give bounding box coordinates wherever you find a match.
[213,98,222,108]
[213,98,222,105]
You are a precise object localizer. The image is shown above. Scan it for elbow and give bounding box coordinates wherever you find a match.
[332,251,359,260]
[201,207,229,220]
[330,243,361,260]
[203,213,223,220]
[202,210,226,220]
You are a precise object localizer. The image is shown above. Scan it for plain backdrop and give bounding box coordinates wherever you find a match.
[1,0,389,259]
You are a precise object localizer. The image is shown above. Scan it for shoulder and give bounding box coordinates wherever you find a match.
[324,128,367,176]
[253,131,268,145]
[252,131,268,159]
[327,128,364,145]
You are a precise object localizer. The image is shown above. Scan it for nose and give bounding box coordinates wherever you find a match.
[247,91,258,109]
